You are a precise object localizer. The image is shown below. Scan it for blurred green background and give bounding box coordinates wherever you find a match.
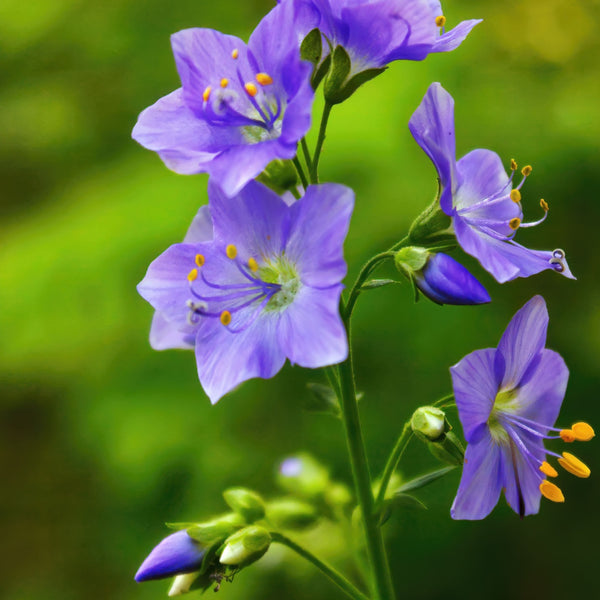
[1,0,598,598]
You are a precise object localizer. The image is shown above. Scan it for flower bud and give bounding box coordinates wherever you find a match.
[277,454,330,498]
[222,488,266,523]
[220,526,271,567]
[168,572,199,597]
[266,498,319,531]
[186,513,244,545]
[135,530,205,582]
[411,406,447,442]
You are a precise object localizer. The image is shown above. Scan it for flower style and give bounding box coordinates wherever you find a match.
[132,0,319,197]
[299,0,481,74]
[138,180,353,403]
[409,83,575,283]
[135,530,205,582]
[450,296,593,520]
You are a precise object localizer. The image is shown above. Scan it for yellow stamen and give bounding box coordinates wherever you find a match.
[571,422,595,442]
[540,198,549,212]
[560,429,576,443]
[521,165,532,176]
[539,461,558,478]
[220,310,232,326]
[256,72,273,86]
[187,268,198,282]
[510,158,518,171]
[220,78,229,88]
[202,86,211,102]
[244,82,258,97]
[559,452,591,478]
[510,189,521,203]
[509,217,521,230]
[539,480,565,503]
[248,257,259,272]
[195,254,205,267]
[232,48,239,59]
[226,244,238,259]
[435,15,446,27]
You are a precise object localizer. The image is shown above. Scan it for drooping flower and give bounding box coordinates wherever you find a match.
[138,180,353,403]
[132,0,319,197]
[409,83,575,283]
[299,0,481,75]
[135,530,205,582]
[450,296,593,520]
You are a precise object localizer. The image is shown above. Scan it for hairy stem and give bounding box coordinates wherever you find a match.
[310,102,333,183]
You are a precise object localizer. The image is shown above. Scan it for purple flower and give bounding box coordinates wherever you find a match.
[450,296,592,520]
[414,252,490,305]
[409,83,575,283]
[301,0,480,73]
[135,530,205,582]
[138,180,353,403]
[132,0,319,197]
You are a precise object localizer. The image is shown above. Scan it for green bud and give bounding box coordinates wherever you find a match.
[223,488,266,523]
[428,431,465,466]
[168,572,199,597]
[277,454,330,498]
[395,246,430,275]
[266,498,319,531]
[186,513,245,545]
[411,406,447,442]
[220,526,271,567]
[324,482,353,508]
[408,197,454,245]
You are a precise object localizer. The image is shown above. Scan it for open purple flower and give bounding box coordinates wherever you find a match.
[135,530,205,582]
[302,0,481,74]
[450,296,592,520]
[409,83,575,283]
[132,0,319,197]
[138,180,353,403]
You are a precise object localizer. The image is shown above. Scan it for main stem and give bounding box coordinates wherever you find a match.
[337,345,395,600]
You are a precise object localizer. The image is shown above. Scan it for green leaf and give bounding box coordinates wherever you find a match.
[304,382,341,417]
[165,522,198,531]
[394,466,456,494]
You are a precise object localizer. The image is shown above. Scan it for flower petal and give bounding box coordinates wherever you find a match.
[183,205,214,243]
[408,83,457,215]
[450,428,503,520]
[431,19,482,54]
[451,348,499,442]
[496,295,548,390]
[277,285,347,368]
[285,183,354,288]
[149,312,195,351]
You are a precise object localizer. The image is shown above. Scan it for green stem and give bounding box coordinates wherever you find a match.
[301,137,313,174]
[293,156,309,190]
[310,102,333,183]
[337,348,395,600]
[270,532,370,600]
[375,422,413,510]
[432,393,455,407]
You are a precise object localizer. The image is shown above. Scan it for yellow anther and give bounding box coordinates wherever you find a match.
[187,268,198,282]
[256,72,273,86]
[202,86,211,102]
[540,198,549,212]
[220,310,232,326]
[510,158,518,171]
[510,189,522,203]
[539,461,558,478]
[244,82,258,97]
[435,15,446,27]
[248,257,259,272]
[195,254,205,267]
[539,480,565,503]
[232,48,239,59]
[220,78,229,88]
[521,165,532,176]
[572,422,595,442]
[509,217,521,230]
[558,452,591,478]
[560,429,576,443]
[226,244,238,259]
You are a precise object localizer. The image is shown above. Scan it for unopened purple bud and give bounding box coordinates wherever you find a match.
[415,253,491,306]
[135,530,205,582]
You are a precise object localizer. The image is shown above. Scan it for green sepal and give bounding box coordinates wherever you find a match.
[223,488,266,523]
[360,278,400,290]
[408,197,454,245]
[300,28,323,65]
[323,45,351,103]
[186,513,245,545]
[379,493,428,524]
[220,526,272,568]
[395,246,429,273]
[312,53,331,89]
[332,67,387,104]
[165,521,200,531]
[256,159,298,194]
[304,382,341,417]
[393,466,456,494]
[266,498,319,531]
[428,431,465,466]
